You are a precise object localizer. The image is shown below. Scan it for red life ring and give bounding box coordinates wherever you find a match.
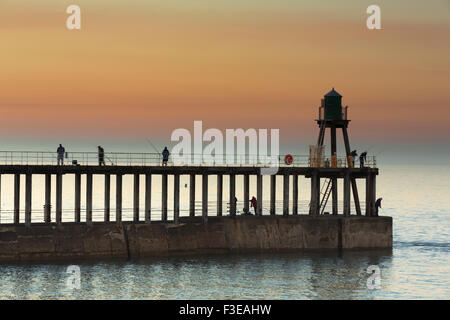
[284,154,293,165]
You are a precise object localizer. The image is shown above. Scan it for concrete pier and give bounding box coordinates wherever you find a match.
[0,215,392,262]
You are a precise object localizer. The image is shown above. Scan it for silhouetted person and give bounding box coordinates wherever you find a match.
[57,144,65,165]
[98,146,105,166]
[375,197,383,216]
[360,151,367,168]
[349,150,358,168]
[250,196,257,215]
[162,147,170,166]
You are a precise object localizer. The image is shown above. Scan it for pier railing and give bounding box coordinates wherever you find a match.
[0,151,376,168]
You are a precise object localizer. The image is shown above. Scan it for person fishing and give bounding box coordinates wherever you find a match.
[98,146,105,166]
[250,196,257,215]
[375,197,383,216]
[57,144,65,165]
[359,151,367,168]
[162,147,170,166]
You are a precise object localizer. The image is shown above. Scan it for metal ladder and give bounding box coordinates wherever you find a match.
[319,178,332,215]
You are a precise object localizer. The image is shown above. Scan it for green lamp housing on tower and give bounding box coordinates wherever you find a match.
[323,88,343,120]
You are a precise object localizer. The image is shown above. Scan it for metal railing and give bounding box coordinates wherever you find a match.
[318,106,348,121]
[0,151,377,168]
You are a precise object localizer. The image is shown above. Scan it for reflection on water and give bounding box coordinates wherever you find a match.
[0,251,394,300]
[0,164,449,299]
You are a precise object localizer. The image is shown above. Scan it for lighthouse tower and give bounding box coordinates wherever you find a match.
[312,88,362,216]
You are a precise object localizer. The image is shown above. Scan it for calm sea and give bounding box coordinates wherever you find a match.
[0,164,448,299]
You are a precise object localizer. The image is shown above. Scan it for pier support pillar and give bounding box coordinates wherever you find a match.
[351,178,362,216]
[202,174,208,222]
[292,175,298,215]
[257,173,263,216]
[371,173,377,216]
[116,174,122,223]
[244,174,249,213]
[25,174,32,227]
[86,173,93,225]
[174,174,180,223]
[229,174,236,216]
[332,178,338,215]
[44,174,51,223]
[161,174,168,221]
[366,174,372,216]
[309,171,320,215]
[145,174,151,223]
[343,171,351,216]
[133,174,140,222]
[283,174,289,216]
[104,174,110,222]
[189,174,196,217]
[217,174,223,216]
[14,174,20,224]
[331,125,338,215]
[270,175,276,215]
[56,173,62,224]
[75,173,81,222]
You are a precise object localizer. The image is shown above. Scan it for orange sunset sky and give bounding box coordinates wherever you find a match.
[0,0,449,153]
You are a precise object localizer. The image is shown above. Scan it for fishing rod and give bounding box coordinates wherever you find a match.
[145,138,162,155]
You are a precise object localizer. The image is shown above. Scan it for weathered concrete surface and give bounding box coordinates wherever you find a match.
[0,216,392,262]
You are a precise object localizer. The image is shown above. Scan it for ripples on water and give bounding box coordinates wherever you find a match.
[0,165,449,299]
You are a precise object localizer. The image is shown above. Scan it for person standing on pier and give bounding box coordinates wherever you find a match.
[57,144,65,165]
[162,147,170,166]
[250,196,257,215]
[375,197,382,216]
[359,151,367,168]
[349,150,357,168]
[98,146,105,166]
